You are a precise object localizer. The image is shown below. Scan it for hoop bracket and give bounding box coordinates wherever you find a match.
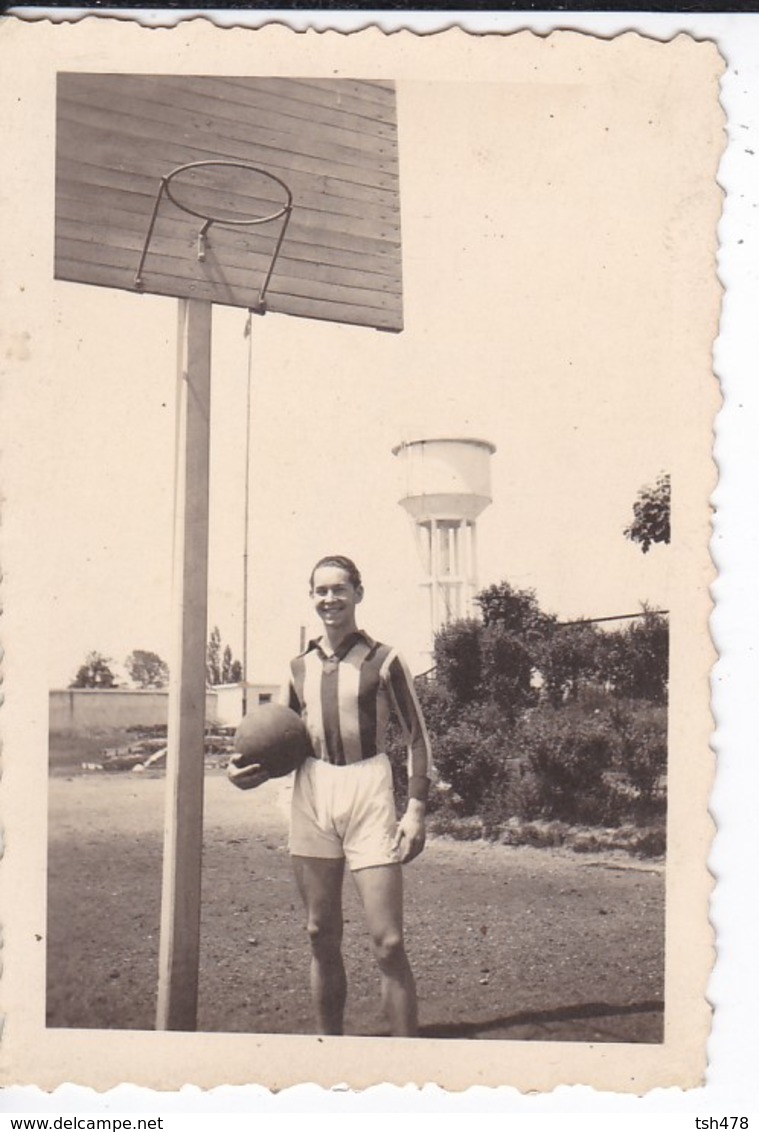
[134,161,293,312]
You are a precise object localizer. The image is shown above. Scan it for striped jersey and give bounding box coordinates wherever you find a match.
[283,630,432,801]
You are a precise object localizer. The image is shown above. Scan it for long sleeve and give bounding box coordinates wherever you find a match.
[382,650,433,802]
[279,662,300,713]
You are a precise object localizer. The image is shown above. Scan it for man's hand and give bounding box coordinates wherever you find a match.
[227,752,270,791]
[393,799,426,863]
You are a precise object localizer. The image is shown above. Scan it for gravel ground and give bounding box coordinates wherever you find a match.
[47,770,664,1042]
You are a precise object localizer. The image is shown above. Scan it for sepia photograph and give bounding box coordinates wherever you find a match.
[0,17,722,1093]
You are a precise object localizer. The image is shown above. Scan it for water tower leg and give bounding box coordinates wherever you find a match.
[457,518,466,618]
[430,516,440,634]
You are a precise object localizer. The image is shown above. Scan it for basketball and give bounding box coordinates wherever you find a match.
[233,703,312,779]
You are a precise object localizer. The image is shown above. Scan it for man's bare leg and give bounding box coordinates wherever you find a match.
[352,863,418,1037]
[292,855,346,1035]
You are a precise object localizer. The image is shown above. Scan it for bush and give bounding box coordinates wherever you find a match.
[539,622,601,707]
[431,702,512,817]
[432,619,483,707]
[415,675,459,736]
[609,704,667,818]
[479,624,536,722]
[599,613,669,704]
[516,709,617,824]
[386,596,668,843]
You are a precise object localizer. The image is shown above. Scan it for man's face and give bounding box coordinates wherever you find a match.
[310,565,363,633]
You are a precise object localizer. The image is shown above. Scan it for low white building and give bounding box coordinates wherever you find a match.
[49,682,281,734]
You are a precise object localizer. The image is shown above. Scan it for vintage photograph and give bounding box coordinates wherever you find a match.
[1,19,721,1092]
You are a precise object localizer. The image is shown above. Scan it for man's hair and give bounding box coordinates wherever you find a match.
[309,555,363,591]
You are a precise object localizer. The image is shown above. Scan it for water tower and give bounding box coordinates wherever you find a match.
[393,437,495,647]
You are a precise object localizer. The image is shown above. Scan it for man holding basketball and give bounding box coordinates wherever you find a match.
[228,555,431,1037]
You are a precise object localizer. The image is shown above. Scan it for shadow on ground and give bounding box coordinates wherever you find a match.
[418,998,664,1041]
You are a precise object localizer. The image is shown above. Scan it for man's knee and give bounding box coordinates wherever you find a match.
[306,916,342,959]
[371,929,405,972]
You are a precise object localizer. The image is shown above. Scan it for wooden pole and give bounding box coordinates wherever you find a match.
[242,314,253,717]
[156,298,212,1031]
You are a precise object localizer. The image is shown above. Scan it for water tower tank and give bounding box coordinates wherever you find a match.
[393,438,495,644]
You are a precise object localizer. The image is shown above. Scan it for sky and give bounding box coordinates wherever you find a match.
[6,54,703,689]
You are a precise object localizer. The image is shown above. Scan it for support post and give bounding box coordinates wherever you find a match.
[242,314,253,717]
[157,298,212,1031]
[430,517,440,639]
[470,521,479,615]
[458,518,467,618]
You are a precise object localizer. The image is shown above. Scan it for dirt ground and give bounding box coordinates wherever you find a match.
[47,769,665,1042]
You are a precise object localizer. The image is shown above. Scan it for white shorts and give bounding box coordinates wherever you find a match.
[289,753,399,871]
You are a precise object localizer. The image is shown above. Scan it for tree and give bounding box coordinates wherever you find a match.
[474,581,556,640]
[539,621,601,707]
[624,473,670,553]
[433,618,483,707]
[432,581,552,722]
[222,644,243,684]
[206,626,243,685]
[126,649,169,689]
[70,651,117,689]
[479,623,535,722]
[599,610,669,704]
[473,581,556,716]
[206,626,222,685]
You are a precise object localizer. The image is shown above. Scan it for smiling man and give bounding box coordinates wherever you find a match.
[229,554,432,1037]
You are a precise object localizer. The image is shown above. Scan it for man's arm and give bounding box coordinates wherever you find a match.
[384,650,432,862]
[392,797,426,863]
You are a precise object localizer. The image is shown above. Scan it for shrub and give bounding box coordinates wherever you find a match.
[539,622,601,707]
[432,619,483,707]
[430,701,512,816]
[479,624,536,722]
[387,596,668,841]
[415,676,459,736]
[599,612,669,704]
[609,704,667,818]
[516,709,617,824]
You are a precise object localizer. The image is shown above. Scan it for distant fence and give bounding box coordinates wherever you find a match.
[49,683,280,734]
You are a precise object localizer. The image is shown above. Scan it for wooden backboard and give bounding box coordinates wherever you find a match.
[55,74,403,330]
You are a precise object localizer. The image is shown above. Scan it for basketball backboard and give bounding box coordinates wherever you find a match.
[55,74,403,331]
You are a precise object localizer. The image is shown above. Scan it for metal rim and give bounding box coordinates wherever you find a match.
[163,160,293,227]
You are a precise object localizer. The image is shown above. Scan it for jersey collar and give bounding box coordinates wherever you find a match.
[306,629,374,661]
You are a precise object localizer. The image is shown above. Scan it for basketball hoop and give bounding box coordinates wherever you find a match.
[134,161,293,312]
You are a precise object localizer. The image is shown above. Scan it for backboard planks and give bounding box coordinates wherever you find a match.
[57,233,401,305]
[58,96,399,185]
[57,197,399,285]
[55,74,403,329]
